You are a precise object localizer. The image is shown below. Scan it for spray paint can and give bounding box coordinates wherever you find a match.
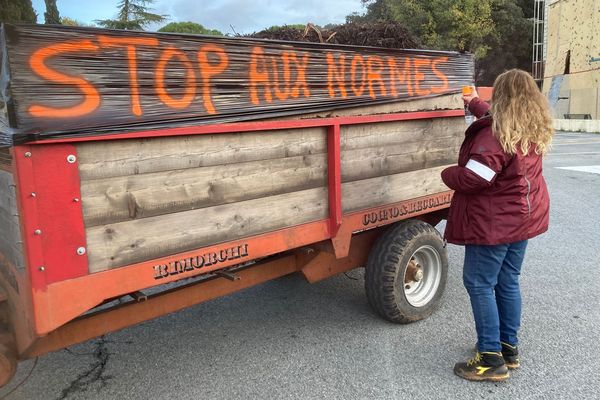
[462,86,475,125]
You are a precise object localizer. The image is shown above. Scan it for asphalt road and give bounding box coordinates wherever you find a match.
[2,132,599,400]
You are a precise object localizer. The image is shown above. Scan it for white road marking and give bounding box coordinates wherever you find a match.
[552,142,600,146]
[548,152,600,156]
[556,165,600,175]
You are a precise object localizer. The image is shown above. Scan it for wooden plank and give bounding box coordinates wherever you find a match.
[342,164,450,212]
[0,171,23,269]
[81,154,328,226]
[0,239,23,270]
[86,165,450,272]
[0,221,22,270]
[0,148,11,167]
[294,93,462,119]
[76,127,327,180]
[76,114,465,181]
[78,116,463,226]
[86,186,330,272]
[80,137,459,227]
[0,170,17,213]
[341,117,464,150]
[341,145,459,182]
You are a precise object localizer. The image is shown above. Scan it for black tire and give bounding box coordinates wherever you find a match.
[365,219,448,324]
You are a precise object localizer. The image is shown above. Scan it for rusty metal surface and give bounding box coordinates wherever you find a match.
[0,24,473,146]
[300,229,380,283]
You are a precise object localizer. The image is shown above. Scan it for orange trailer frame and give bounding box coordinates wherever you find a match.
[0,109,461,383]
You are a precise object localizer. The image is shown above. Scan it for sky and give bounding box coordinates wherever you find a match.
[31,0,366,34]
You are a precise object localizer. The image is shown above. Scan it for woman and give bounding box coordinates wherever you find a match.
[442,69,554,382]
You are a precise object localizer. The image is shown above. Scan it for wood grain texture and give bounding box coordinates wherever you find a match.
[79,116,463,227]
[76,127,327,180]
[0,148,11,167]
[81,154,328,226]
[86,186,330,272]
[291,93,463,119]
[80,102,463,273]
[86,165,450,272]
[80,138,459,227]
[0,170,23,269]
[341,164,450,212]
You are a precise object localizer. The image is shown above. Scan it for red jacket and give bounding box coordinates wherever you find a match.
[441,98,550,245]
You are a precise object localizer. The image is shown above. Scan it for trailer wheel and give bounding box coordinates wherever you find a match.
[365,219,448,323]
[0,343,16,387]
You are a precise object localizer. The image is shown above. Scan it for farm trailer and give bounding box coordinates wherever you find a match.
[0,24,473,385]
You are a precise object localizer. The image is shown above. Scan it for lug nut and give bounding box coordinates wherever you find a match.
[414,269,424,282]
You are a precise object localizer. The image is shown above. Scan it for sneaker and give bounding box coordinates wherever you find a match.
[473,342,521,369]
[454,352,509,382]
[501,342,520,369]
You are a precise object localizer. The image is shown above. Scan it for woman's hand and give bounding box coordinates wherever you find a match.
[462,86,479,105]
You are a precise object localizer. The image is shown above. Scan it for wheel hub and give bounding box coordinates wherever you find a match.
[401,245,443,307]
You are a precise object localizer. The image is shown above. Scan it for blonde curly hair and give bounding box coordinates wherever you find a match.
[491,69,554,156]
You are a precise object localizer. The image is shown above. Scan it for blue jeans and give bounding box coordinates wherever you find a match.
[463,241,528,353]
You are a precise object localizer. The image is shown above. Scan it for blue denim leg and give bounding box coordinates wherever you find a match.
[463,244,509,353]
[496,240,528,346]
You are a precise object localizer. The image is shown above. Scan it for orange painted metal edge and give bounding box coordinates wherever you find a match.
[32,220,331,334]
[331,191,453,258]
[31,190,453,335]
[300,229,381,283]
[22,254,300,359]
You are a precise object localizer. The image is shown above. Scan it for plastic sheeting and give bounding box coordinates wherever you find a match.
[0,24,473,146]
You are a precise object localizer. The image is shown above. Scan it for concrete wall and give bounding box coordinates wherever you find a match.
[542,0,600,119]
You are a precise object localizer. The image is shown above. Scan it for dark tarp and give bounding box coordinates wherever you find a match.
[0,24,473,146]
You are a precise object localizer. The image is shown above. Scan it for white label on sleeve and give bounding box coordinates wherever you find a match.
[466,159,496,182]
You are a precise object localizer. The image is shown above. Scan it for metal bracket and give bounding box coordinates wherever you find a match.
[128,291,147,302]
[214,270,240,281]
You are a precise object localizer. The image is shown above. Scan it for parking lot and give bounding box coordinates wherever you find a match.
[1,132,599,400]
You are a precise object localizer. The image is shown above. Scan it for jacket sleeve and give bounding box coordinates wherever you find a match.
[441,132,506,194]
[468,97,491,119]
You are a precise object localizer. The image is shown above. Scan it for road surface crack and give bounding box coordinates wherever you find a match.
[57,336,114,400]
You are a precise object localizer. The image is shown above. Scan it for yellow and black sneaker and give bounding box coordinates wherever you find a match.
[501,342,520,369]
[454,352,509,382]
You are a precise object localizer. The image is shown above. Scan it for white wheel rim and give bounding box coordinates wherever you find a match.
[401,245,442,307]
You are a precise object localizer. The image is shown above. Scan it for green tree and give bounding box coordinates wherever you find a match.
[475,0,533,84]
[158,21,222,36]
[96,0,167,30]
[354,0,534,85]
[357,0,494,56]
[44,0,60,24]
[60,16,94,27]
[0,0,37,23]
[264,24,307,32]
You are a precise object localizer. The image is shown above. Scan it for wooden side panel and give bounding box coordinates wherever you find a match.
[0,170,23,270]
[79,117,463,228]
[76,128,327,180]
[85,166,450,272]
[79,104,464,273]
[0,148,11,168]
